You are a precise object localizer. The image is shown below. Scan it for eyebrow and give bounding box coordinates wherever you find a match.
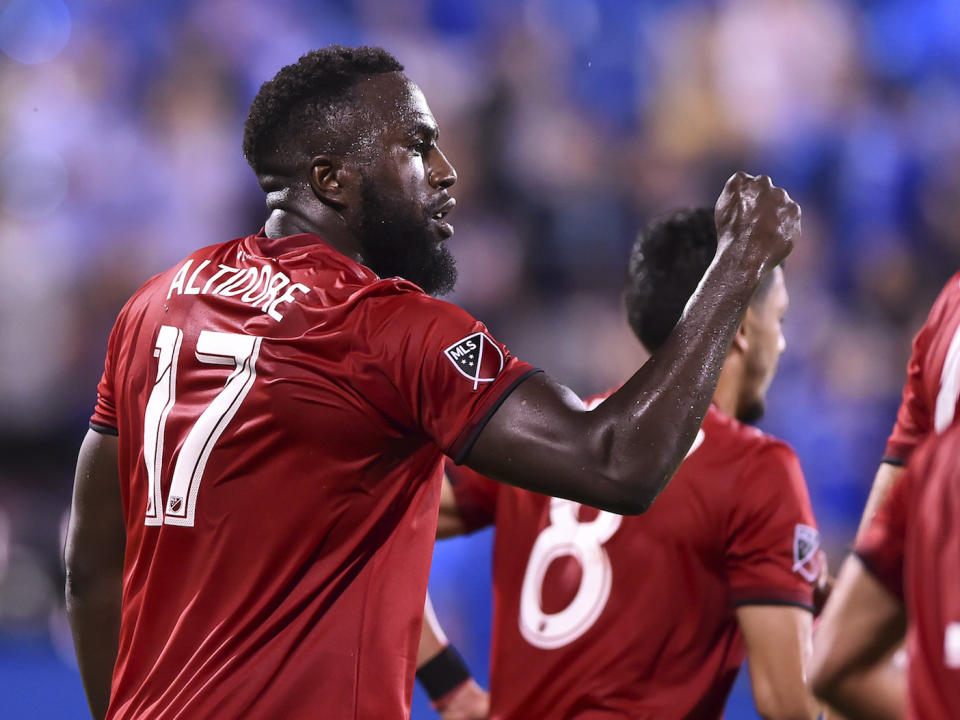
[407,119,439,143]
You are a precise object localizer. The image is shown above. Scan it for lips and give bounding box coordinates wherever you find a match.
[430,197,456,239]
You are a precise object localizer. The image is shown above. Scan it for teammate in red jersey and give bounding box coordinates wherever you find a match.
[810,271,960,719]
[811,420,960,719]
[420,208,823,720]
[856,270,960,535]
[64,45,799,720]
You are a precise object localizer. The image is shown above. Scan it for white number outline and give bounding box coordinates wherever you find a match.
[142,326,262,527]
[935,319,960,433]
[519,498,621,649]
[517,406,707,650]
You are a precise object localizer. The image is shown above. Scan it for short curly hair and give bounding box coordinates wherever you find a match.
[243,45,404,176]
[625,207,778,352]
[625,207,718,352]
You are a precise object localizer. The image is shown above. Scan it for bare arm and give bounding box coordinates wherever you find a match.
[737,605,819,720]
[64,429,125,720]
[467,173,799,514]
[418,595,489,720]
[809,556,906,720]
[437,474,470,539]
[855,463,904,539]
[418,593,451,666]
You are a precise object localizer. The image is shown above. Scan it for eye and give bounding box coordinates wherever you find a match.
[410,138,434,155]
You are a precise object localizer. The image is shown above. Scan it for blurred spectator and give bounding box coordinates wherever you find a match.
[2,1,959,717]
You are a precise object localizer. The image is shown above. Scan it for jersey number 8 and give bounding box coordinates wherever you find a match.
[518,498,622,649]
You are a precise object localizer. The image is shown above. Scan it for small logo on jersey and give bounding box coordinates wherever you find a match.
[444,332,504,390]
[792,524,821,582]
[168,496,183,513]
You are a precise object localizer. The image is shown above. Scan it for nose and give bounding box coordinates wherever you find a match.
[429,146,457,189]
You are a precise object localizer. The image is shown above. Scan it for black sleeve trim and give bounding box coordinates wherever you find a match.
[89,421,119,436]
[880,456,905,467]
[452,368,543,464]
[732,597,815,613]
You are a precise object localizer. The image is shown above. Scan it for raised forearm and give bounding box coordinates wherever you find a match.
[467,252,759,515]
[467,173,797,514]
[590,249,760,510]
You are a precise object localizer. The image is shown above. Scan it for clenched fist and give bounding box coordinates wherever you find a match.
[714,171,800,281]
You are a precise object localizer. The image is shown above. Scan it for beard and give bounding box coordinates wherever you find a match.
[736,398,765,425]
[355,180,457,296]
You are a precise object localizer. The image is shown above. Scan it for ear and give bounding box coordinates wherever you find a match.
[731,317,749,354]
[308,155,358,211]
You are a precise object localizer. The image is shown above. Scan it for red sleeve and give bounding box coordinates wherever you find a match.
[885,319,934,463]
[725,441,820,611]
[89,308,126,435]
[854,468,911,602]
[445,460,498,532]
[381,293,540,461]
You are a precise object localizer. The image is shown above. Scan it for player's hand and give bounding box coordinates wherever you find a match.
[437,679,490,720]
[714,171,800,278]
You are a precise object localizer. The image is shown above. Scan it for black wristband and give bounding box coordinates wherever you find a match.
[416,644,471,702]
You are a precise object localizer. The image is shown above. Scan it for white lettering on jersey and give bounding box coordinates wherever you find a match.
[945,623,960,668]
[935,319,960,433]
[166,260,308,321]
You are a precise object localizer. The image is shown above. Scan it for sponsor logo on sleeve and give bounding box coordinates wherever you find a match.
[444,332,504,390]
[792,524,821,582]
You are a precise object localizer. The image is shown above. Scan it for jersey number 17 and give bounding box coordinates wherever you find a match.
[142,325,262,527]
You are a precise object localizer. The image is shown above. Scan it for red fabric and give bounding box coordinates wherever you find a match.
[886,271,960,462]
[860,423,960,720]
[447,463,500,532]
[455,402,819,720]
[90,232,534,720]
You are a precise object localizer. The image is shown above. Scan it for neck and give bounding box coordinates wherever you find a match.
[262,194,363,264]
[711,359,741,419]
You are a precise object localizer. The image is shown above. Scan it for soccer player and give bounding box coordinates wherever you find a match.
[809,272,960,719]
[810,420,960,719]
[856,270,960,534]
[64,46,799,720]
[421,207,823,720]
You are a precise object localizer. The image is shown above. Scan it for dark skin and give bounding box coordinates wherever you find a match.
[65,430,123,720]
[66,71,799,717]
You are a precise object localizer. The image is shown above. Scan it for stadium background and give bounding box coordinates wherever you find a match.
[1,0,959,716]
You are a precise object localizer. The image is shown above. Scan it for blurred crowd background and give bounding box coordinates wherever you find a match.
[2,0,959,716]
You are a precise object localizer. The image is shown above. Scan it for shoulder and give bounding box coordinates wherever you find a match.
[710,414,808,499]
[920,270,960,338]
[362,284,476,325]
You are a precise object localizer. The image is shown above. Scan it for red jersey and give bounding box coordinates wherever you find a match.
[886,271,960,463]
[857,422,960,720]
[89,232,537,720]
[450,403,819,720]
